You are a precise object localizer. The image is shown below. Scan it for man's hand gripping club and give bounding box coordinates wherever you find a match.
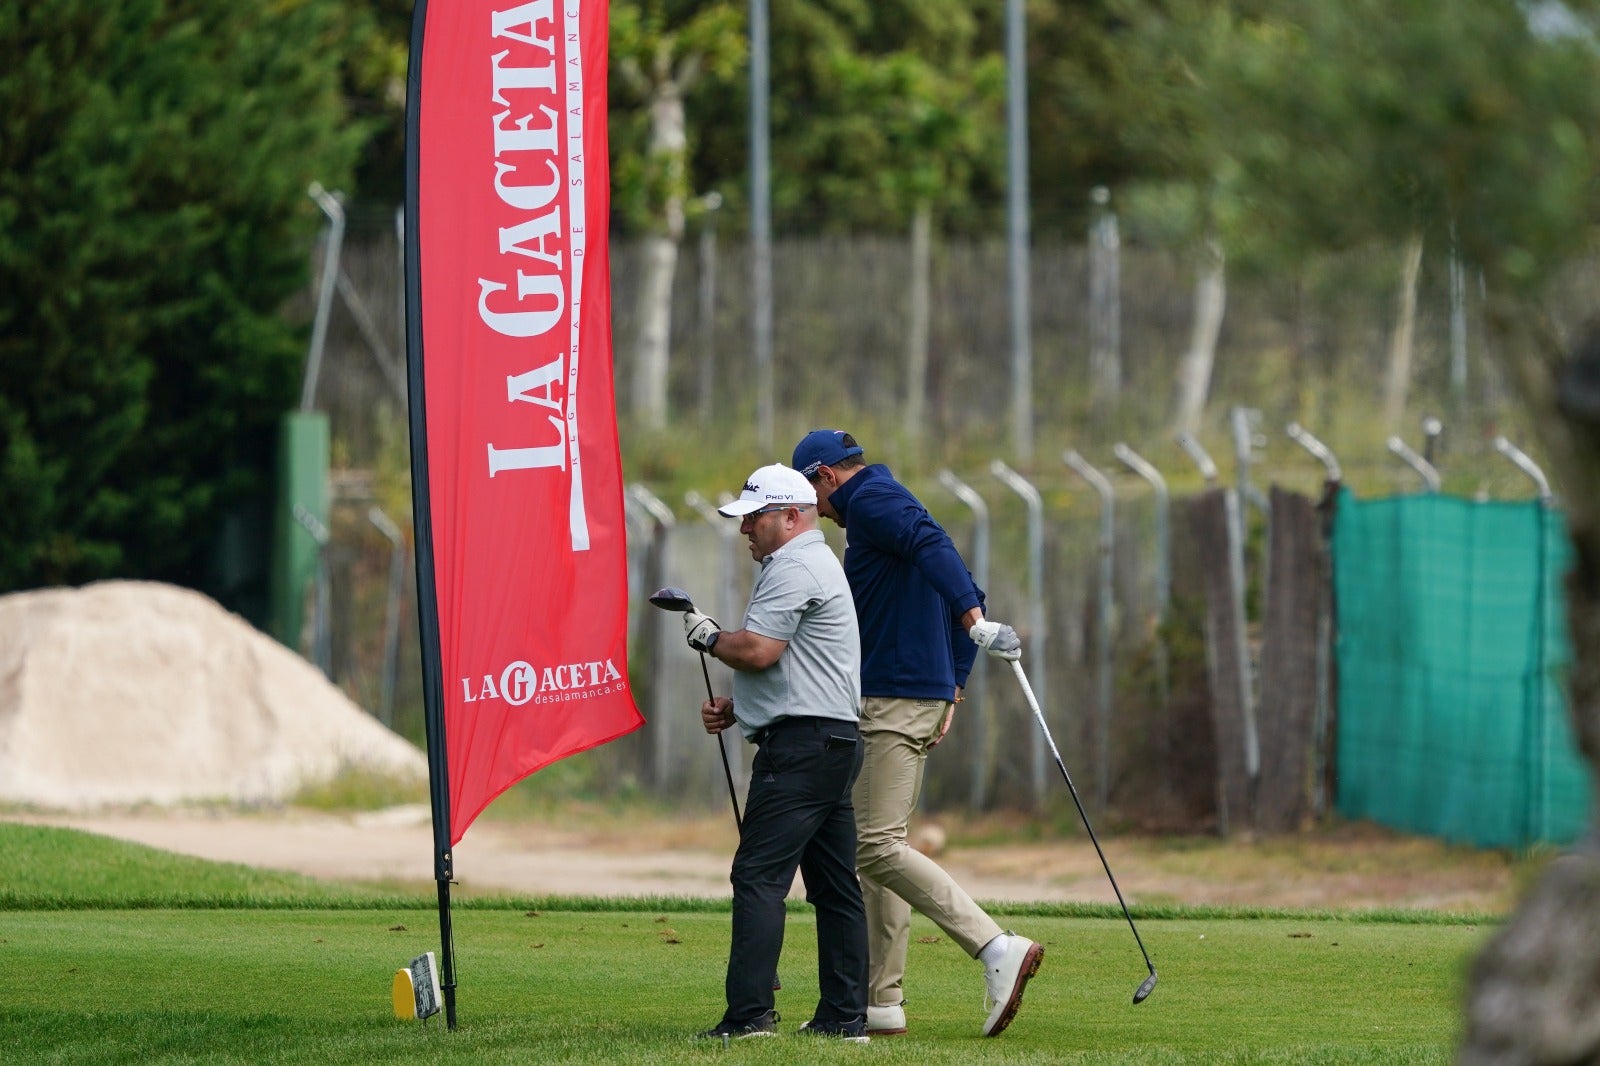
[969,618,1022,661]
[683,609,721,654]
[701,695,736,735]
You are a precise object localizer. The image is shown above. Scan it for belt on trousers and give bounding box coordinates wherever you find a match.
[751,716,859,746]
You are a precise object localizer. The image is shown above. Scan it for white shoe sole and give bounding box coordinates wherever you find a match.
[982,941,1045,1037]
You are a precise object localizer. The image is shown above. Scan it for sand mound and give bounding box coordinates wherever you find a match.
[0,580,426,809]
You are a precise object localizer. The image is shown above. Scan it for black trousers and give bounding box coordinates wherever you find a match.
[722,716,868,1027]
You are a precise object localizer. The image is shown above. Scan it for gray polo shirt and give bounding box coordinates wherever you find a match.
[731,528,861,739]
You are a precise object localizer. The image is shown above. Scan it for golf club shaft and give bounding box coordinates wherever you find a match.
[699,650,743,832]
[1010,660,1155,975]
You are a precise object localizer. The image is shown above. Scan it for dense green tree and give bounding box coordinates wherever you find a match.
[0,0,364,596]
[677,0,1008,235]
[1206,0,1600,283]
[341,0,413,205]
[1024,0,1187,234]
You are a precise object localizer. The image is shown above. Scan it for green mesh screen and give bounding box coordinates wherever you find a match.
[1332,488,1591,847]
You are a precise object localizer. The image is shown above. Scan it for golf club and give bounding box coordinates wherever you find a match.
[648,586,743,831]
[1009,659,1158,1004]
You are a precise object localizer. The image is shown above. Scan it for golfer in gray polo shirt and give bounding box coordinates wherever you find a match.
[681,463,869,1042]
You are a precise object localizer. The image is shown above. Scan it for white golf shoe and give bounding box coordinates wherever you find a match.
[865,1003,907,1035]
[981,934,1044,1037]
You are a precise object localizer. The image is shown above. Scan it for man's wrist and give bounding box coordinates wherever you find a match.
[704,629,721,656]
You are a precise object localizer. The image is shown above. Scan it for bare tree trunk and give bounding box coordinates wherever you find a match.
[904,202,932,441]
[1089,189,1122,408]
[1172,235,1226,436]
[1461,307,1600,1063]
[631,76,688,429]
[634,235,678,428]
[1381,232,1425,433]
[695,218,718,424]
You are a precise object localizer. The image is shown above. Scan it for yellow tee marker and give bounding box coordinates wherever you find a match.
[392,967,418,1020]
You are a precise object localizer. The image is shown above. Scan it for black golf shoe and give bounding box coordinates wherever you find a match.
[798,1016,870,1044]
[693,1009,779,1041]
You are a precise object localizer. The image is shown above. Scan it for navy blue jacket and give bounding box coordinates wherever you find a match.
[828,464,985,699]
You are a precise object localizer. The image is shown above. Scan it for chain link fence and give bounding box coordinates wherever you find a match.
[294,213,1586,826]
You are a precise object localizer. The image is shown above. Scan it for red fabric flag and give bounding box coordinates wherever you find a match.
[410,0,642,845]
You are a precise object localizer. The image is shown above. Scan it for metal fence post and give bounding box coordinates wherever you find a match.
[1176,433,1219,486]
[1387,436,1441,492]
[1493,436,1554,503]
[989,461,1047,809]
[938,469,993,809]
[627,485,677,791]
[1422,416,1443,466]
[1287,423,1342,817]
[302,184,345,413]
[1064,450,1116,812]
[1231,406,1272,603]
[368,506,408,728]
[1224,485,1260,791]
[1114,443,1170,799]
[1491,437,1556,841]
[1228,410,1267,804]
[1286,423,1343,484]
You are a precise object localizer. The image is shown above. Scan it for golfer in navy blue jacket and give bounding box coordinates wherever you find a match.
[793,429,1044,1038]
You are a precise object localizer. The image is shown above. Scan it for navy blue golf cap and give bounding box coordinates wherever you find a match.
[792,429,865,479]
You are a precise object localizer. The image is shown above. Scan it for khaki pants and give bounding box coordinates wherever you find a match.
[853,696,1003,1007]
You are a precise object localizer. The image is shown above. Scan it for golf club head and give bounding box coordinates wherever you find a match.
[1132,970,1157,1004]
[648,586,695,613]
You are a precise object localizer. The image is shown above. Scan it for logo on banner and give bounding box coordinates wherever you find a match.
[460,657,624,706]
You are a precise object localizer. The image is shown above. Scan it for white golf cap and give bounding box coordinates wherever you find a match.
[717,463,818,517]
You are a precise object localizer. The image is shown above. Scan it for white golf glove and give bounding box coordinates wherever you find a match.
[683,610,721,653]
[969,618,1021,661]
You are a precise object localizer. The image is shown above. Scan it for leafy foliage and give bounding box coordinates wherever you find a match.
[609,0,747,234]
[0,0,363,594]
[1209,0,1600,289]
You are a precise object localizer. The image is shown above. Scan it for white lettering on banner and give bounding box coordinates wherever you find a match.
[560,1,590,551]
[459,658,624,707]
[491,0,557,47]
[487,357,566,473]
[477,0,592,550]
[476,274,563,338]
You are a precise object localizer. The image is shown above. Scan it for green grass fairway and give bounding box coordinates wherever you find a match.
[0,824,1490,1064]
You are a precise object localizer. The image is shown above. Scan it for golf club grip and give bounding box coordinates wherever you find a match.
[1009,660,1066,766]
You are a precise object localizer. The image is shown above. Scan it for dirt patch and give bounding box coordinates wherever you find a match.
[7,807,1525,912]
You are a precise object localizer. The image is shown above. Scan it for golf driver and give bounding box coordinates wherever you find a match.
[648,586,743,831]
[1010,659,1159,1004]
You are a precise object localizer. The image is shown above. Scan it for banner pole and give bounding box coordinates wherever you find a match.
[404,0,458,1031]
[434,863,458,1029]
